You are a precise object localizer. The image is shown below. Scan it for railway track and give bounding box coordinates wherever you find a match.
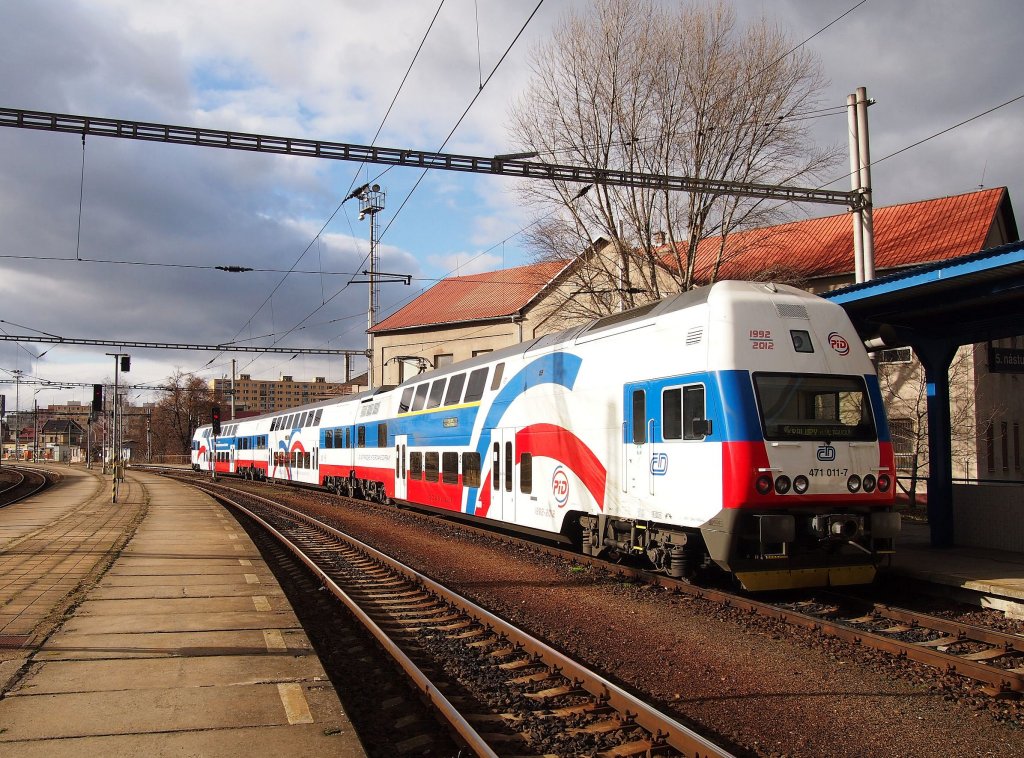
[178,475,733,758]
[776,593,1024,698]
[157,468,1023,701]
[0,466,48,506]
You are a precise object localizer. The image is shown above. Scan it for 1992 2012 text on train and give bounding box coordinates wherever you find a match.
[192,280,900,591]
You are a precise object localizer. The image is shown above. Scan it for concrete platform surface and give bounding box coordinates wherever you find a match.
[887,521,1024,617]
[0,467,366,757]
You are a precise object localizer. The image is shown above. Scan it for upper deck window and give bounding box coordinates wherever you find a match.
[464,367,488,402]
[753,373,876,442]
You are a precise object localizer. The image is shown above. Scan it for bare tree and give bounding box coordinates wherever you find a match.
[150,370,214,459]
[508,0,838,314]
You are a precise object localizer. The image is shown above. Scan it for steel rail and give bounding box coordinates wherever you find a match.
[0,466,48,507]
[162,470,1023,697]
[340,497,1024,696]
[190,477,734,757]
[208,487,499,757]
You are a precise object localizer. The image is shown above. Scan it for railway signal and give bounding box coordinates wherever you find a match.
[211,405,221,435]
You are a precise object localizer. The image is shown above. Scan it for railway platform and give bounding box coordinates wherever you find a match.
[0,465,365,757]
[885,521,1024,618]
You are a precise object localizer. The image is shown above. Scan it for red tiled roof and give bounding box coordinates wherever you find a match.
[370,260,568,333]
[664,187,1008,283]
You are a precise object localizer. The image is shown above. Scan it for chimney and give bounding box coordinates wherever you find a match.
[653,231,666,246]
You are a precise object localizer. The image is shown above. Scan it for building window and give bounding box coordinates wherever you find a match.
[434,353,453,368]
[890,418,915,471]
[472,349,492,357]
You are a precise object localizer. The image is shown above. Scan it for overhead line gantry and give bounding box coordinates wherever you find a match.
[0,107,861,208]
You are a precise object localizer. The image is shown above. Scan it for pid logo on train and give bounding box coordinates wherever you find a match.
[551,466,570,507]
[828,331,850,356]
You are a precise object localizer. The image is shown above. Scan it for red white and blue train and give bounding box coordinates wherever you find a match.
[192,280,900,591]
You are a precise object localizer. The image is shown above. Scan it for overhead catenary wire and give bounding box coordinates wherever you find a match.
[208,1,448,379]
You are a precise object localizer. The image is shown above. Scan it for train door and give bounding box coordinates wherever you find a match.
[395,435,408,499]
[229,444,236,474]
[624,383,654,498]
[489,429,515,521]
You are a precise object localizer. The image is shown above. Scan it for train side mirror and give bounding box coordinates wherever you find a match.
[691,419,712,438]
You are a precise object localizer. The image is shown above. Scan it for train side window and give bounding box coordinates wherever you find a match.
[399,387,414,413]
[412,383,429,411]
[324,429,334,448]
[345,428,351,448]
[504,442,513,492]
[683,385,708,440]
[357,426,366,448]
[631,390,646,444]
[313,409,323,426]
[377,423,387,448]
[465,368,488,402]
[491,362,504,390]
[304,452,311,469]
[301,412,311,428]
[410,452,423,479]
[426,379,446,409]
[492,442,500,489]
[270,419,276,432]
[442,452,459,484]
[520,452,532,494]
[462,452,481,488]
[663,388,682,440]
[425,452,439,483]
[444,373,466,406]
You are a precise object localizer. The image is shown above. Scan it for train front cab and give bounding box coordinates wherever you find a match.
[707,369,901,590]
[587,368,901,591]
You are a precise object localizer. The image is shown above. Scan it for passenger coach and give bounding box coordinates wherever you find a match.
[193,281,900,590]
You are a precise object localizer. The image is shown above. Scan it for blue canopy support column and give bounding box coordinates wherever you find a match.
[914,338,959,548]
[822,238,1024,551]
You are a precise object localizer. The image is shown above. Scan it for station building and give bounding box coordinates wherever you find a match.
[369,187,1021,492]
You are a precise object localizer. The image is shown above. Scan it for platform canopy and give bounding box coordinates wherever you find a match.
[822,239,1024,548]
[824,239,1024,347]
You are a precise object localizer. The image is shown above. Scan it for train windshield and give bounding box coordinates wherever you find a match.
[753,372,876,442]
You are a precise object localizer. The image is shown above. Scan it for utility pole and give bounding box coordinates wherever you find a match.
[12,369,21,462]
[847,86,875,282]
[230,358,236,421]
[357,185,385,387]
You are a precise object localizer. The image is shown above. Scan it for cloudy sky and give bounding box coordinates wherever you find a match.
[1,0,1021,413]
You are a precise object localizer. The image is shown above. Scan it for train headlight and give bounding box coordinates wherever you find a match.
[755,475,774,495]
[863,474,877,493]
[774,475,791,494]
[793,475,809,494]
[877,474,892,493]
[847,474,862,493]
